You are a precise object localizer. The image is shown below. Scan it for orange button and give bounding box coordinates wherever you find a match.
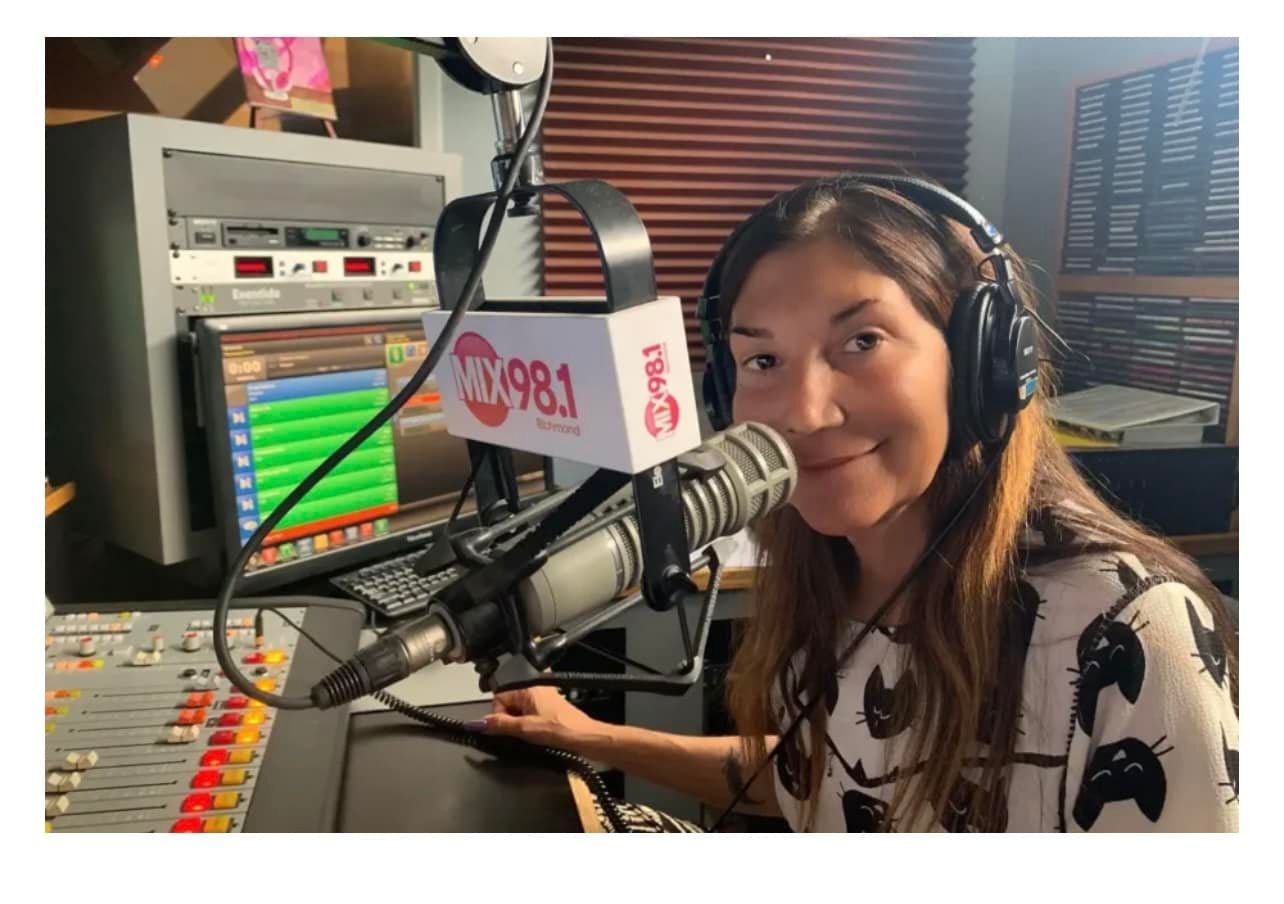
[228,749,255,765]
[248,698,265,709]
[234,729,260,745]
[212,791,240,810]
[264,650,287,665]
[242,710,266,726]
[176,709,206,726]
[254,678,276,692]
[221,768,248,786]
[202,815,233,832]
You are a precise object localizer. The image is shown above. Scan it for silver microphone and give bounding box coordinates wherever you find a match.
[516,421,795,635]
[310,422,795,707]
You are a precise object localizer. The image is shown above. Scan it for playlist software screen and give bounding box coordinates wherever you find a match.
[216,322,540,573]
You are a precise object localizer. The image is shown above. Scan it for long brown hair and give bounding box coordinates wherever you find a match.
[722,176,1239,831]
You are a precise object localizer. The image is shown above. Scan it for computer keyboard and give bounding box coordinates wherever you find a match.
[331,550,462,619]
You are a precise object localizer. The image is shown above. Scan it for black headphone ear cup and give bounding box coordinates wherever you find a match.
[947,282,994,447]
[702,356,733,432]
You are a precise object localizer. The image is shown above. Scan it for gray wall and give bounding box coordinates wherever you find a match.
[963,38,1016,232]
[968,37,1217,309]
[414,57,542,298]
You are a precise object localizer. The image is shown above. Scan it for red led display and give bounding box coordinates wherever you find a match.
[344,257,375,276]
[234,256,273,278]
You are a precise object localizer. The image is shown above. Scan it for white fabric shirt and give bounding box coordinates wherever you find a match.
[769,527,1239,832]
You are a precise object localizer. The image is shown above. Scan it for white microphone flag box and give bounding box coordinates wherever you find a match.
[422,296,700,474]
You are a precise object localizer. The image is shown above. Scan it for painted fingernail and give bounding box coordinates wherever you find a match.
[462,719,488,732]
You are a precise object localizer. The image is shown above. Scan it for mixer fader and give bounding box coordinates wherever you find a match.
[44,599,363,833]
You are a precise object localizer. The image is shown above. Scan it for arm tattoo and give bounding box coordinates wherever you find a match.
[723,749,763,805]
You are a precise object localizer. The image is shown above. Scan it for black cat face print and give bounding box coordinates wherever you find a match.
[1186,597,1227,688]
[1072,611,1148,734]
[858,665,916,740]
[1220,725,1238,805]
[1073,736,1173,830]
[942,775,1010,833]
[841,787,889,832]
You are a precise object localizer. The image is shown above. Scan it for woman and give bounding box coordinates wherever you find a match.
[468,176,1239,832]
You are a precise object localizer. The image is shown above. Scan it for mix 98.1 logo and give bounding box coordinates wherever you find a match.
[450,332,579,427]
[642,343,679,440]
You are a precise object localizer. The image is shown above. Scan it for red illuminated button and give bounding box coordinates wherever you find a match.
[200,750,229,767]
[313,261,327,273]
[242,652,265,665]
[183,693,204,708]
[171,817,203,833]
[409,261,422,273]
[209,730,237,746]
[181,793,213,813]
[261,546,279,565]
[218,713,242,727]
[224,696,249,709]
[190,770,220,789]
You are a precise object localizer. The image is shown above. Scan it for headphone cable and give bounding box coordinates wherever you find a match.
[708,439,1009,832]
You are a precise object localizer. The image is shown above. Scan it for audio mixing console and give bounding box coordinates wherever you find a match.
[44,598,363,832]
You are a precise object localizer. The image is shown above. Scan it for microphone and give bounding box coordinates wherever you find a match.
[310,422,796,708]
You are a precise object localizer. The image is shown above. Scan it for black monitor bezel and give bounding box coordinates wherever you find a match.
[194,307,551,592]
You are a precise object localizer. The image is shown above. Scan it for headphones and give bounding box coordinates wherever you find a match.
[697,174,1040,449]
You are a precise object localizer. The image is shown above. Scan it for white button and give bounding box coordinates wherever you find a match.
[62,753,81,771]
[46,773,64,791]
[151,635,165,653]
[79,751,99,769]
[78,637,97,657]
[181,633,202,653]
[46,795,70,816]
[57,772,82,791]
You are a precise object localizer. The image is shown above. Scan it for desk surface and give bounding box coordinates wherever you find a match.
[338,703,586,832]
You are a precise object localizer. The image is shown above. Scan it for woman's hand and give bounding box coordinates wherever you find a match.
[467,686,609,754]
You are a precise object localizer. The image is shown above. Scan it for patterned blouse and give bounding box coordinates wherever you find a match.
[769,514,1239,832]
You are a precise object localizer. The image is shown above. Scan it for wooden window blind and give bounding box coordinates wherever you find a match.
[539,37,978,364]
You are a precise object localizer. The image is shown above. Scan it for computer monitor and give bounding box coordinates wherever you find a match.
[196,308,549,590]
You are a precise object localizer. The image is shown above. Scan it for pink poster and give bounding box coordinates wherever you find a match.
[235,37,336,121]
